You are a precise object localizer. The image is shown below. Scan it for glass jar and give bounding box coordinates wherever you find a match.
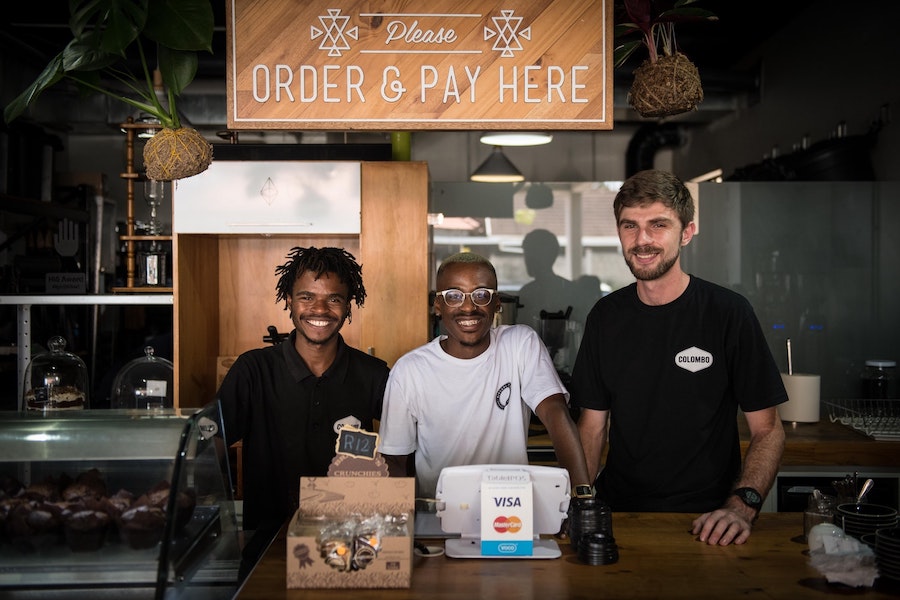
[111,345,174,410]
[860,359,897,399]
[23,336,89,412]
[137,243,168,287]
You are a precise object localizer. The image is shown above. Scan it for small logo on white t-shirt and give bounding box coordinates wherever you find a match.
[495,382,511,410]
[675,346,713,373]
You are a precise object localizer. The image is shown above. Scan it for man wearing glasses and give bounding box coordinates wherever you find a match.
[379,252,592,502]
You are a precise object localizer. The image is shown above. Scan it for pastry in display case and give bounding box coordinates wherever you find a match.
[0,402,241,599]
[22,335,89,412]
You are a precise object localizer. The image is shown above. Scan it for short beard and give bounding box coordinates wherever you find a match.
[625,248,679,281]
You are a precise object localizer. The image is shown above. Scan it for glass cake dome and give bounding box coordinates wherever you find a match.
[111,345,174,411]
[23,335,89,412]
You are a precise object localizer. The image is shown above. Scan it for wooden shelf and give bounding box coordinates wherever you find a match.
[117,117,171,289]
[109,286,173,293]
[0,192,89,222]
[120,235,172,242]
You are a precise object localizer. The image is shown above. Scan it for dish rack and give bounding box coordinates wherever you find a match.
[825,399,900,441]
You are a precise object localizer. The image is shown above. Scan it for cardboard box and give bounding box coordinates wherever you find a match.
[287,475,415,588]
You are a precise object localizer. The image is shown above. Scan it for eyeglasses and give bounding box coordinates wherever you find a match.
[435,288,497,307]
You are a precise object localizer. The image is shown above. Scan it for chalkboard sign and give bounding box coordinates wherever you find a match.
[334,426,380,460]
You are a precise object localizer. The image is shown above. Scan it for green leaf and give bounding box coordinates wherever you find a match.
[657,7,719,24]
[69,0,147,55]
[158,47,199,97]
[614,23,643,38]
[614,40,643,68]
[62,36,119,72]
[3,54,66,124]
[145,0,214,52]
[5,0,213,126]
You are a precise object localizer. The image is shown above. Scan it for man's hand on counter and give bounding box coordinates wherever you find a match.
[690,498,756,546]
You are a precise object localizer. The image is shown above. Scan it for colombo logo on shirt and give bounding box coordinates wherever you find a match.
[675,346,713,373]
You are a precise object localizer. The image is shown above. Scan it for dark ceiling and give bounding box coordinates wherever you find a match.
[0,1,815,124]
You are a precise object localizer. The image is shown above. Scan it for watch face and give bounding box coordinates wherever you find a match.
[736,488,762,507]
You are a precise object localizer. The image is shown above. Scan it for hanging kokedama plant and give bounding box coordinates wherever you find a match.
[615,0,717,118]
[3,0,214,181]
[143,124,214,181]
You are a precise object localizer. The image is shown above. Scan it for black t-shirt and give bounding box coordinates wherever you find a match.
[570,276,787,512]
[215,332,389,532]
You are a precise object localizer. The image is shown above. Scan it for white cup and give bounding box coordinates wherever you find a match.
[779,373,821,423]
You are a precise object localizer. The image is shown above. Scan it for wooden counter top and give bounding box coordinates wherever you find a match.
[527,417,900,468]
[235,512,899,599]
[755,418,899,468]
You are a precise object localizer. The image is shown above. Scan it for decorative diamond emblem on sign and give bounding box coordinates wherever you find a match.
[484,10,532,57]
[310,8,359,56]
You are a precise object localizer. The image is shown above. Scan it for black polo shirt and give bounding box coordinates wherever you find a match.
[216,332,389,532]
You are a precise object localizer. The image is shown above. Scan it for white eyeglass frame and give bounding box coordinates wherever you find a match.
[435,288,497,307]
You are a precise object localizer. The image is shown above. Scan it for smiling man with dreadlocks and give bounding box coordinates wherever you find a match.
[214,246,389,580]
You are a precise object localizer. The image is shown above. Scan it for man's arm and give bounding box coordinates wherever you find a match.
[691,406,785,545]
[576,407,609,485]
[733,406,785,500]
[384,453,416,478]
[535,394,592,491]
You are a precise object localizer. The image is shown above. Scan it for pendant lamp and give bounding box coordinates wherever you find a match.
[470,146,525,183]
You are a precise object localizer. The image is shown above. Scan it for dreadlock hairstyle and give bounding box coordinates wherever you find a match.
[274,247,366,310]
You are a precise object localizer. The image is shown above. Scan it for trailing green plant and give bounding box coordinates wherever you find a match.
[613,0,718,67]
[4,0,213,129]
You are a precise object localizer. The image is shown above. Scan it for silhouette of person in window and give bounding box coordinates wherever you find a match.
[574,274,604,321]
[516,228,579,332]
[516,230,605,373]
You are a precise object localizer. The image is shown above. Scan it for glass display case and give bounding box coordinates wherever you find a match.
[0,403,240,599]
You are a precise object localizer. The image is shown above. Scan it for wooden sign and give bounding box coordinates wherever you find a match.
[226,0,612,130]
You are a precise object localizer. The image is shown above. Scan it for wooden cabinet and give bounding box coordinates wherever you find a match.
[172,161,430,408]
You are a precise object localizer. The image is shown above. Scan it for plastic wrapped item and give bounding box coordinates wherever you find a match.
[807,523,879,587]
[111,346,174,410]
[23,336,88,412]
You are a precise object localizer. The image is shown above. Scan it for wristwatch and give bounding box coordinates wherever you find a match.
[572,484,595,499]
[732,487,763,513]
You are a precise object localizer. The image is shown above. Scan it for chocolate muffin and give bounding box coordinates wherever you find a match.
[5,500,64,552]
[22,477,60,502]
[137,480,172,509]
[134,481,196,534]
[101,489,134,521]
[117,505,167,549]
[64,508,111,552]
[0,473,24,500]
[0,497,24,546]
[63,469,107,503]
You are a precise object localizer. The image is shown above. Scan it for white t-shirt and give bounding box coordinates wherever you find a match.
[378,324,567,498]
